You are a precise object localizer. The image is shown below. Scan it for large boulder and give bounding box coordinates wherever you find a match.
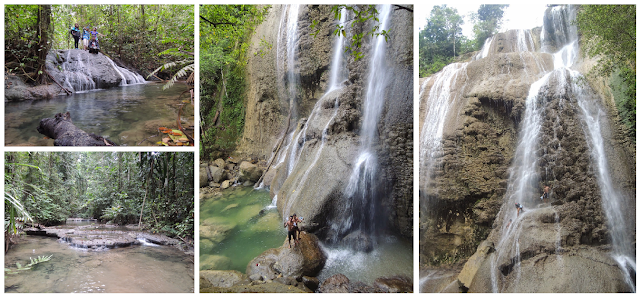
[246,232,326,281]
[458,240,494,289]
[238,161,263,183]
[208,166,224,183]
[199,164,209,188]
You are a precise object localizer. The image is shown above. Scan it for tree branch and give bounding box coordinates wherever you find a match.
[200,15,236,27]
[393,5,413,13]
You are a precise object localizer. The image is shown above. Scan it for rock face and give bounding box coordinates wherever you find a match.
[419,5,635,293]
[46,49,144,92]
[235,5,413,245]
[246,232,326,280]
[6,49,145,101]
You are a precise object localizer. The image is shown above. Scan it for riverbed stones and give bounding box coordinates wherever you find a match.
[200,270,248,288]
[24,226,182,249]
[209,166,224,183]
[220,180,231,190]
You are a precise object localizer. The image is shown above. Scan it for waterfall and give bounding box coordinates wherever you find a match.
[485,5,635,292]
[327,7,348,92]
[339,4,392,237]
[572,69,636,291]
[61,51,96,92]
[269,5,348,217]
[419,62,469,211]
[57,49,145,92]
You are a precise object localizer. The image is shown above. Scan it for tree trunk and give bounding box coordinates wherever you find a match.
[138,158,154,228]
[37,112,117,146]
[37,5,52,84]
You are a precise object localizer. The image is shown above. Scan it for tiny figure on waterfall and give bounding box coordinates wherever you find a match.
[506,219,513,229]
[540,185,550,202]
[515,203,524,216]
[82,27,90,50]
[70,23,81,49]
[284,216,296,248]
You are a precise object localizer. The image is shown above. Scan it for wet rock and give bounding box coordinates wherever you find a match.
[373,275,413,293]
[200,270,247,288]
[301,276,319,291]
[318,273,350,293]
[458,240,494,289]
[246,232,326,281]
[340,231,373,252]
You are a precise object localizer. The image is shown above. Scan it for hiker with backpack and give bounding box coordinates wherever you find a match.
[70,23,81,49]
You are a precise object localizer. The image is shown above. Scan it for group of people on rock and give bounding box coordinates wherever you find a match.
[69,23,105,50]
[284,214,303,248]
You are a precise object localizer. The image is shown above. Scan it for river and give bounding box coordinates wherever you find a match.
[5,82,193,146]
[5,228,194,293]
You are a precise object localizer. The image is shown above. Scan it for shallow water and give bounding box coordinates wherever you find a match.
[200,187,285,272]
[5,83,193,146]
[317,236,413,285]
[5,236,194,293]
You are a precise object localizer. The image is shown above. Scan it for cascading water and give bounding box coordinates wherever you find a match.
[338,4,392,238]
[573,71,636,291]
[57,49,145,92]
[487,5,635,292]
[268,5,349,216]
[419,62,469,211]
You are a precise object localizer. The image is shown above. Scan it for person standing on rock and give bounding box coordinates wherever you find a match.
[515,203,524,216]
[70,23,81,49]
[82,26,90,50]
[292,214,303,243]
[284,216,296,248]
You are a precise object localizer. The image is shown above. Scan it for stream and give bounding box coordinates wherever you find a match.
[5,224,194,293]
[5,82,193,146]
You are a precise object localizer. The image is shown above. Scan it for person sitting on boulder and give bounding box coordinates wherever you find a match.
[284,216,296,248]
[515,203,524,216]
[90,27,105,48]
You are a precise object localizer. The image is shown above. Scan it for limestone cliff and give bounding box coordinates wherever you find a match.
[237,5,413,241]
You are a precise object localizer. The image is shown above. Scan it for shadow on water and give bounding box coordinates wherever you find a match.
[5,83,192,146]
[4,235,194,293]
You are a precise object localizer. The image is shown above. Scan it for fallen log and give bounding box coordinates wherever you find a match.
[36,112,117,146]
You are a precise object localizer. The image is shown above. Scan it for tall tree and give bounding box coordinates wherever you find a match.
[472,4,509,50]
[419,5,464,76]
[36,5,52,84]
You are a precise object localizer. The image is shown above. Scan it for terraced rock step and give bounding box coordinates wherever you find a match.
[24,226,180,249]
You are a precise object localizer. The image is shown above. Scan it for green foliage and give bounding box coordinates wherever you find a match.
[419,5,464,76]
[4,5,53,82]
[199,5,269,159]
[575,5,636,139]
[5,5,194,81]
[311,5,391,61]
[471,5,509,50]
[5,255,52,276]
